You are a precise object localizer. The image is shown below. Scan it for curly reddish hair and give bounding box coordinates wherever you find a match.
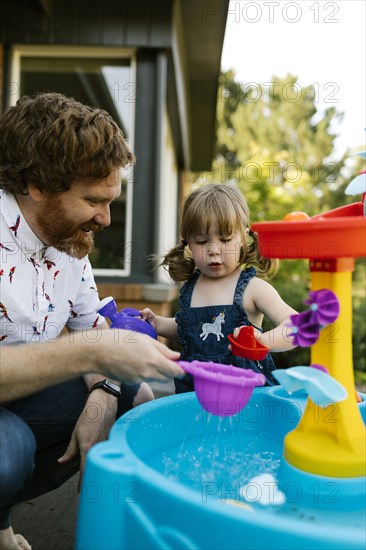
[0,92,135,195]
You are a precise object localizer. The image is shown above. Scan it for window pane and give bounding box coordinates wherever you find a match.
[89,178,128,270]
[20,55,133,271]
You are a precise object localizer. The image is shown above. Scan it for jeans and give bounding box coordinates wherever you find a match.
[0,378,140,529]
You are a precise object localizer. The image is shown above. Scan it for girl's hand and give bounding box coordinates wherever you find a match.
[229,325,263,353]
[140,309,178,340]
[140,308,159,331]
[233,325,262,341]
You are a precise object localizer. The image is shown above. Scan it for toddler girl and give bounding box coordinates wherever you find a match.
[142,184,297,392]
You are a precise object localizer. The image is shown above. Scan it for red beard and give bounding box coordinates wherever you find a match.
[36,197,104,259]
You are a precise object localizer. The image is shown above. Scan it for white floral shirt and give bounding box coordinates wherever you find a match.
[0,190,105,345]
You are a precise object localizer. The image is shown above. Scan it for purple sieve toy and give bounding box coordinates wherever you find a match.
[97,297,157,339]
[179,360,266,417]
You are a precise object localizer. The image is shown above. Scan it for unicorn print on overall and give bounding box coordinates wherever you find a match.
[200,312,225,342]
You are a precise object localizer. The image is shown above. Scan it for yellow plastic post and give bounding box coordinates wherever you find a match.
[284,259,366,477]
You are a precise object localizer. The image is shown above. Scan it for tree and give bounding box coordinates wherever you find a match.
[214,71,353,219]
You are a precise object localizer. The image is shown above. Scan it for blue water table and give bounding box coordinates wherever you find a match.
[76,295,365,549]
[76,387,365,550]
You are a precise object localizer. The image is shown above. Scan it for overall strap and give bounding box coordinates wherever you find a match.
[178,270,201,308]
[233,267,257,305]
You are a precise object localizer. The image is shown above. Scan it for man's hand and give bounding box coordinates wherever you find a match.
[57,390,118,488]
[94,330,183,382]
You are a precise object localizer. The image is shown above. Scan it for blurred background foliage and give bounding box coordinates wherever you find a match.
[191,70,365,380]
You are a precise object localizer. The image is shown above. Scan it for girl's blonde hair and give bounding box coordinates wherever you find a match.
[162,184,278,282]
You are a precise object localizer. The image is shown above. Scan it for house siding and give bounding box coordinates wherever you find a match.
[0,0,227,311]
[1,0,172,48]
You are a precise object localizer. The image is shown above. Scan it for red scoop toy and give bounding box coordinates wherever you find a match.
[228,326,269,361]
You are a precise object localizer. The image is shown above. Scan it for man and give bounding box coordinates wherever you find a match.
[0,93,183,550]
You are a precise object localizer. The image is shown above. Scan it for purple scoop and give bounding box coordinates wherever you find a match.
[97,297,157,339]
[179,360,265,417]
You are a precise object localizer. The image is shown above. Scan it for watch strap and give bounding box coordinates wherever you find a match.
[89,379,121,398]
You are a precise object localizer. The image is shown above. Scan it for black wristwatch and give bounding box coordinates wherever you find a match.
[89,379,122,398]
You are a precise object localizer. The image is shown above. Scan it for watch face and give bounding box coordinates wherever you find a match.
[105,380,120,393]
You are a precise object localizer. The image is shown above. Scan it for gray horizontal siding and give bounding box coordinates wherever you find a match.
[0,0,172,47]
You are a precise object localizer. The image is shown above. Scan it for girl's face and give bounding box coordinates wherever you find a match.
[188,221,244,278]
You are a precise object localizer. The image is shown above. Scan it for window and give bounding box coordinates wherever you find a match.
[10,46,136,276]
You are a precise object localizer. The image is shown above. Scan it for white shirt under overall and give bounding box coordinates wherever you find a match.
[0,189,105,345]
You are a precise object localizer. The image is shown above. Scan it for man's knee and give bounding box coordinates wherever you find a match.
[0,409,36,500]
[133,382,154,406]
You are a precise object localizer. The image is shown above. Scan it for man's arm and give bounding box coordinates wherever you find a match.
[73,320,120,392]
[0,330,183,403]
[0,334,89,402]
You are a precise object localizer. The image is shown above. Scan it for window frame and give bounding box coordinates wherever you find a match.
[10,45,137,278]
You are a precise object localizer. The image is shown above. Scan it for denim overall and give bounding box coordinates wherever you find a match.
[175,267,277,393]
